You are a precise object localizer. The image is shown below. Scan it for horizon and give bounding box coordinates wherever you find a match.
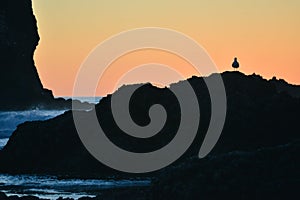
[32,0,300,96]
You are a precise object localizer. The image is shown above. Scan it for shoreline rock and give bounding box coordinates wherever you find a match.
[0,141,298,200]
[0,72,299,178]
[0,0,94,111]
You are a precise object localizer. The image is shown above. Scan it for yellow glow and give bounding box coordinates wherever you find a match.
[32,0,300,96]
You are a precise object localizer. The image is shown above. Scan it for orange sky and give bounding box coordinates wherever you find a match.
[32,0,300,96]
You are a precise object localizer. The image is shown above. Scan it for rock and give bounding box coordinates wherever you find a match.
[0,0,47,110]
[270,76,300,98]
[151,141,300,200]
[0,72,299,177]
[0,192,8,199]
[0,0,92,111]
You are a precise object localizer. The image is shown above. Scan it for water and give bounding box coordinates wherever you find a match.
[0,97,102,149]
[0,138,9,150]
[0,110,66,149]
[61,96,102,105]
[0,97,138,199]
[0,174,151,199]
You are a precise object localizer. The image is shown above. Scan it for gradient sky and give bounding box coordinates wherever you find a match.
[32,0,300,96]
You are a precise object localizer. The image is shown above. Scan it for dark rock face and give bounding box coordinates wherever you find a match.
[270,76,300,98]
[0,0,88,110]
[0,111,121,177]
[0,0,48,109]
[0,72,299,178]
[152,141,300,200]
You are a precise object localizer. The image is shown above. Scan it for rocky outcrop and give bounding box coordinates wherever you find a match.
[270,76,300,98]
[0,142,298,200]
[152,141,300,200]
[1,0,45,109]
[0,72,299,177]
[0,0,90,110]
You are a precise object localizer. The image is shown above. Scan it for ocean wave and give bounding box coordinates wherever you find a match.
[0,138,9,149]
[0,174,150,200]
[0,110,66,139]
[60,96,102,104]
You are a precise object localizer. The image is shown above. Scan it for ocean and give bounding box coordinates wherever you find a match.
[0,97,151,200]
[0,97,101,149]
[0,110,66,149]
[0,174,150,199]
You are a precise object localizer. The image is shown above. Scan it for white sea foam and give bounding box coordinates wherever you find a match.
[61,96,102,104]
[0,138,9,149]
[0,97,102,140]
[0,110,66,139]
[0,174,151,200]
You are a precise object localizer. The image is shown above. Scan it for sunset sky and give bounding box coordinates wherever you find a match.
[32,0,300,96]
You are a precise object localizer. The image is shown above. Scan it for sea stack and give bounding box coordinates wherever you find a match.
[0,0,84,110]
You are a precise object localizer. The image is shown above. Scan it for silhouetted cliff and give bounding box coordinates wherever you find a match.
[0,0,45,108]
[0,0,89,110]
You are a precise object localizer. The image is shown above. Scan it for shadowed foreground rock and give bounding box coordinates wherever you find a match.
[0,72,299,178]
[0,141,298,200]
[152,141,300,200]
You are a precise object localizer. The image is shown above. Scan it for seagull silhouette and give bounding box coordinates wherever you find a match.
[232,57,239,70]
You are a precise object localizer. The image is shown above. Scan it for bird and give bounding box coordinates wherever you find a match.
[232,57,239,70]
